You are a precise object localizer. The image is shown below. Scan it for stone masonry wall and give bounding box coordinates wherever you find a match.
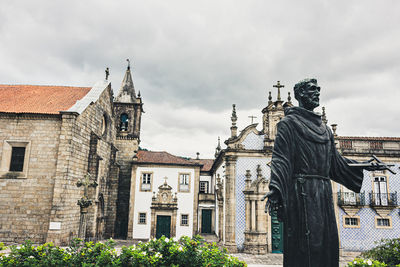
[46,84,118,245]
[0,113,62,243]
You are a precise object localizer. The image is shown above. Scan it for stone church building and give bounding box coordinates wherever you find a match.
[0,63,143,245]
[1,66,400,254]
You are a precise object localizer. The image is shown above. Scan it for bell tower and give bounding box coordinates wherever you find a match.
[262,81,293,150]
[114,59,144,238]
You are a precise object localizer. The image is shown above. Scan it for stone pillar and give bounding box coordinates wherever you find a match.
[251,200,256,231]
[224,155,237,251]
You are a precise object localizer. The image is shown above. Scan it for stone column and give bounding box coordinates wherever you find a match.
[251,200,256,231]
[224,155,237,251]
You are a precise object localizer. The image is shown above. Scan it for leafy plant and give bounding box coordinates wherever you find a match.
[0,236,245,267]
[361,238,400,267]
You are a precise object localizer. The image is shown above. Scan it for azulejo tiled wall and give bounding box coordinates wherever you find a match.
[235,157,271,249]
[241,132,264,150]
[339,163,400,251]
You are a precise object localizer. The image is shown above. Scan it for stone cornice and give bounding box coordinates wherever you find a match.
[0,112,61,120]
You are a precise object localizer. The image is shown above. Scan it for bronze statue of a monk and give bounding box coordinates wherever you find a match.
[264,78,384,267]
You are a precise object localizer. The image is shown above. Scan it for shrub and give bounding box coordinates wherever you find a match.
[347,258,387,267]
[0,236,245,267]
[361,238,400,267]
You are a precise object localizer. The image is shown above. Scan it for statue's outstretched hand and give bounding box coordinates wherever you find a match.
[263,188,284,221]
[363,158,388,172]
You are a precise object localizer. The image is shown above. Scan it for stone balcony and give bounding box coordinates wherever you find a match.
[199,193,216,202]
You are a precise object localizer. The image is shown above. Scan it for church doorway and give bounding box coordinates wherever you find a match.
[271,211,284,253]
[156,215,171,238]
[201,209,212,234]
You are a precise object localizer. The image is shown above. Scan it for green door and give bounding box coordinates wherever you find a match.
[271,211,284,253]
[156,215,171,239]
[201,209,212,233]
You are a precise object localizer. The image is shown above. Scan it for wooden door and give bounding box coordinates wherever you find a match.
[156,215,171,238]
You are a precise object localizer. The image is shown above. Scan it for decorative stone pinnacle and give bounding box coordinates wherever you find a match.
[196,152,200,160]
[331,124,338,137]
[231,104,237,124]
[245,170,252,180]
[126,58,131,70]
[215,137,222,158]
[163,176,168,184]
[287,92,292,103]
[256,164,262,179]
[105,67,110,80]
[268,91,272,104]
[273,81,284,101]
[322,107,328,125]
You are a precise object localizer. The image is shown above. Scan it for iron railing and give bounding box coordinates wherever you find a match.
[337,191,365,206]
[369,192,398,207]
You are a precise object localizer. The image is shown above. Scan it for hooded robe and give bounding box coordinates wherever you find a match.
[269,107,363,267]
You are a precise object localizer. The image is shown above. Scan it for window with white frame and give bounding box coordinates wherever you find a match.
[141,173,152,191]
[138,213,146,224]
[374,176,388,206]
[179,173,190,192]
[199,181,209,193]
[181,214,189,226]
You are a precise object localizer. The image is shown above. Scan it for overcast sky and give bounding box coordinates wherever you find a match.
[1,0,399,158]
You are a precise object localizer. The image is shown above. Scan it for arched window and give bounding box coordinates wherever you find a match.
[120,113,129,131]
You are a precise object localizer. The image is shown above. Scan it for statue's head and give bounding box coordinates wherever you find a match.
[294,78,320,111]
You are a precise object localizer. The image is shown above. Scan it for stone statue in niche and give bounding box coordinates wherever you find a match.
[263,78,390,267]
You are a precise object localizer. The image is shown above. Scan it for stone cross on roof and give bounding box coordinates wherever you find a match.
[273,81,284,101]
[248,115,257,124]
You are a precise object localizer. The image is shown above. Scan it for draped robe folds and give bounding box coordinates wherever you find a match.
[269,107,363,267]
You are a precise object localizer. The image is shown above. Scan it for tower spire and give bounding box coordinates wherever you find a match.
[215,136,222,158]
[115,59,136,103]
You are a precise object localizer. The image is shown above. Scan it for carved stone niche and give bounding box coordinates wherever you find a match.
[150,180,178,239]
[243,165,269,254]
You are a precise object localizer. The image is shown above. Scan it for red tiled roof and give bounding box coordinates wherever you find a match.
[0,84,91,114]
[337,136,400,141]
[136,150,200,166]
[191,159,214,172]
[136,150,214,170]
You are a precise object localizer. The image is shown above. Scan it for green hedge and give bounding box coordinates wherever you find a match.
[0,236,246,267]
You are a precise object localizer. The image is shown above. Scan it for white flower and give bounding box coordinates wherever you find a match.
[28,256,34,259]
[366,259,372,265]
[142,251,147,255]
[178,246,183,251]
[165,238,169,242]
[155,252,162,258]
[172,237,177,242]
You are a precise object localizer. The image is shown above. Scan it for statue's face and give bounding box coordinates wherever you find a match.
[300,81,320,111]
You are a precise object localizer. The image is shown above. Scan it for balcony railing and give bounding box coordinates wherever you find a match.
[337,192,365,206]
[369,192,398,207]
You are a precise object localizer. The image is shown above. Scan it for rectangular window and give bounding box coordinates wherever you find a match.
[138,213,146,224]
[9,147,26,172]
[181,214,189,226]
[374,176,388,206]
[377,218,391,227]
[343,216,360,228]
[179,173,190,192]
[199,181,209,193]
[141,173,152,191]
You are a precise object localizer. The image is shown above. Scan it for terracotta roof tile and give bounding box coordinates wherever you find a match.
[0,84,91,114]
[136,150,214,171]
[190,159,214,172]
[136,150,200,166]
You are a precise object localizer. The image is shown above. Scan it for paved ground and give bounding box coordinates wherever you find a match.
[232,251,361,267]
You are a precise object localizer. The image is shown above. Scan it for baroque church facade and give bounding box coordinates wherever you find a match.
[1,65,400,254]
